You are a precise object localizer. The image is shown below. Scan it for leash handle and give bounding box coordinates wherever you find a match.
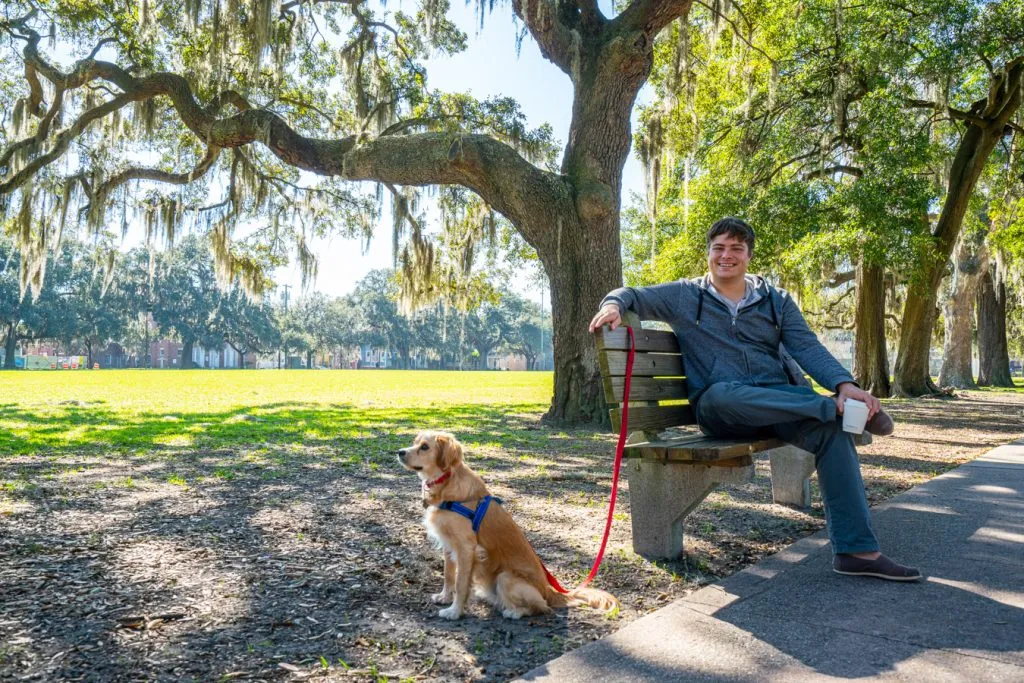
[543,324,635,594]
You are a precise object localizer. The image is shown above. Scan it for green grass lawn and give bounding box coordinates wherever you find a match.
[974,377,1024,392]
[0,369,555,457]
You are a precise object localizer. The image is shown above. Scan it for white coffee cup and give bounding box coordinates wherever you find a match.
[842,398,869,434]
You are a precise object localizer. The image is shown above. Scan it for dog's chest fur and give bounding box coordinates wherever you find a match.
[423,508,453,552]
[423,507,488,563]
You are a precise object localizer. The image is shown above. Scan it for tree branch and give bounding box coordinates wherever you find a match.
[803,164,863,181]
[616,0,693,36]
[692,0,774,64]
[341,133,570,238]
[4,23,571,248]
[576,0,605,25]
[0,92,136,195]
[824,270,855,288]
[93,146,222,203]
[279,0,363,15]
[509,0,579,75]
[904,98,989,127]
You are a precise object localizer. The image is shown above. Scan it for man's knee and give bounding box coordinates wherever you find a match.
[700,381,741,406]
[811,422,857,465]
[697,382,742,421]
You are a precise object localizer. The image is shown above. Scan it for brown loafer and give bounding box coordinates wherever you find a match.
[864,409,894,436]
[833,554,921,581]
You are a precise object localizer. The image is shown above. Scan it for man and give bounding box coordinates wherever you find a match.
[589,217,921,581]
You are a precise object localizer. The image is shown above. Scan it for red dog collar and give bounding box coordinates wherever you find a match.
[423,470,452,489]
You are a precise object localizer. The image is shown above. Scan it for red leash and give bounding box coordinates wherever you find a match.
[541,325,635,593]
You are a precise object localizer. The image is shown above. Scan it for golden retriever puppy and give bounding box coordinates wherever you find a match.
[397,430,619,620]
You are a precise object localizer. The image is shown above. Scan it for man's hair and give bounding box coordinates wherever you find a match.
[706,217,755,255]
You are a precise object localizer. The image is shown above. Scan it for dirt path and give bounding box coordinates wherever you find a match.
[2,391,1022,681]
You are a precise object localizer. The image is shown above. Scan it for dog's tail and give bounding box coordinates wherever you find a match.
[546,585,619,612]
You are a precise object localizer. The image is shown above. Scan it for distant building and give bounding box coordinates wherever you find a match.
[149,339,181,368]
[101,342,135,369]
[486,350,528,371]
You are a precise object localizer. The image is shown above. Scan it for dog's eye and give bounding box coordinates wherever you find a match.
[419,443,429,451]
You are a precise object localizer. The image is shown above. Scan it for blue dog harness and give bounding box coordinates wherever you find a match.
[438,495,504,533]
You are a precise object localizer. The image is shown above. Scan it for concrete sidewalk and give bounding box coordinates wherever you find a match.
[520,440,1024,682]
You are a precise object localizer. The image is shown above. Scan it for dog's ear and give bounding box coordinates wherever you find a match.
[435,433,463,471]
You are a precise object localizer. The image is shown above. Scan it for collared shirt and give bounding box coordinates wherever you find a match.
[707,276,762,319]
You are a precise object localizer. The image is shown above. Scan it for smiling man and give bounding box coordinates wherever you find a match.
[589,217,921,581]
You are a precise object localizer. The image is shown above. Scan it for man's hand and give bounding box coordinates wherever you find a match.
[835,382,880,419]
[588,303,622,333]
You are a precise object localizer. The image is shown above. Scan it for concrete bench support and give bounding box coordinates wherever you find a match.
[768,445,816,507]
[625,459,755,559]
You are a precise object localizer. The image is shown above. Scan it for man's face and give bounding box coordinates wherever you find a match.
[707,234,752,280]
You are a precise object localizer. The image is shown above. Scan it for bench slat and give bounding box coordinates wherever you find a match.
[602,351,683,377]
[596,326,680,353]
[625,433,785,461]
[609,405,695,434]
[603,376,688,403]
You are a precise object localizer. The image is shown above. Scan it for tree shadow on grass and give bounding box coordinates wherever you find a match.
[0,402,636,681]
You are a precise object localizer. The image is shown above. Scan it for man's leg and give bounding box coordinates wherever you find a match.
[697,382,919,579]
[696,382,876,553]
[770,408,879,556]
[695,381,836,435]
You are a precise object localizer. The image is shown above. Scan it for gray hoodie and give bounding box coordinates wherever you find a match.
[602,275,854,404]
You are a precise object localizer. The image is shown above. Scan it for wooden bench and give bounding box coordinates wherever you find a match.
[595,313,869,559]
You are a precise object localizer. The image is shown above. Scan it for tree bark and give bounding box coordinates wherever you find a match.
[536,15,660,424]
[893,58,1024,396]
[853,262,891,397]
[181,338,195,369]
[937,238,983,388]
[977,267,1013,386]
[3,323,16,369]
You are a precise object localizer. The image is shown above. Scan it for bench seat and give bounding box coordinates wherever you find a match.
[625,432,786,462]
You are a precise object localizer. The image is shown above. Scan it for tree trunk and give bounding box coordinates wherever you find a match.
[86,341,93,369]
[3,324,16,369]
[937,237,983,388]
[893,58,1023,397]
[539,216,623,424]
[977,267,1013,386]
[181,339,195,369]
[307,349,314,368]
[539,21,655,424]
[226,340,245,369]
[853,262,891,396]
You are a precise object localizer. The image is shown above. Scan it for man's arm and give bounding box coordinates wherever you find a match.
[778,294,854,391]
[779,294,880,416]
[588,282,686,333]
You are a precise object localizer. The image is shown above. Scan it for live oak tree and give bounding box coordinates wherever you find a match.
[890,2,1023,396]
[0,235,75,367]
[629,0,1023,397]
[148,235,227,367]
[0,0,698,423]
[217,288,280,368]
[64,242,133,368]
[629,0,934,397]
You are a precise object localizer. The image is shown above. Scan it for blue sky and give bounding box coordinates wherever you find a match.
[274,0,650,303]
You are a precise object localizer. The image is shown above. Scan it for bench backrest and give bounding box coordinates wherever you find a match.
[594,312,695,436]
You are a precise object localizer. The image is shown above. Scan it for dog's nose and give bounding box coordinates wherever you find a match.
[397,448,406,458]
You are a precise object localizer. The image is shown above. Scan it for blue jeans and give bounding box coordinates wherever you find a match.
[695,381,879,555]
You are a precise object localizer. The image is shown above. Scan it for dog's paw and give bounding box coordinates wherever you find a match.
[431,590,453,605]
[501,608,524,620]
[438,605,463,620]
